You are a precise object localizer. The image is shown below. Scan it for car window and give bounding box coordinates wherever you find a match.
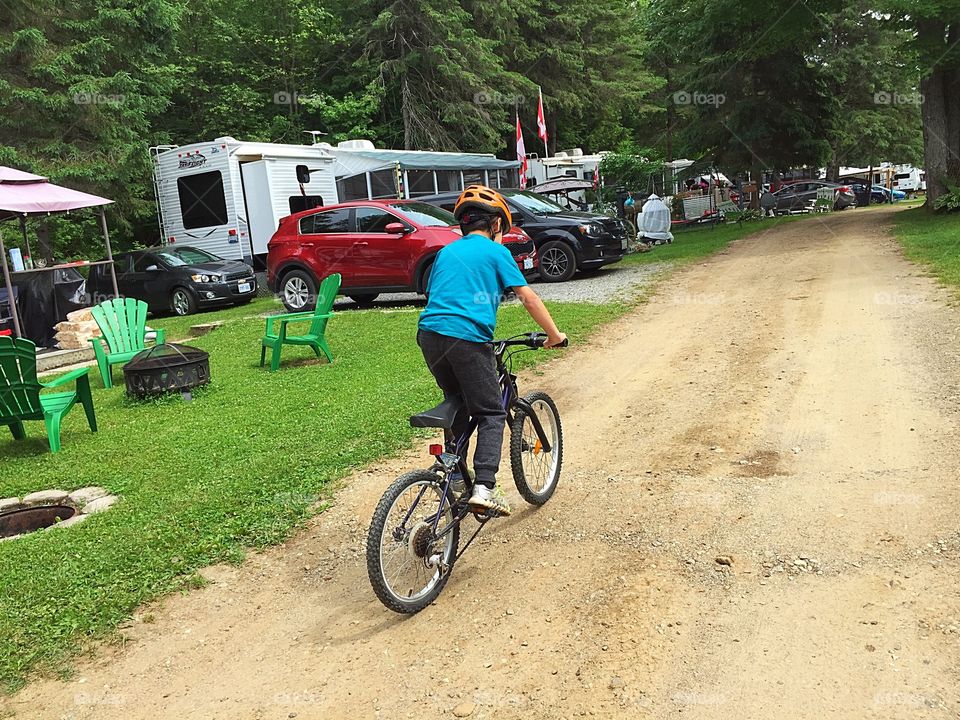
[133,254,158,272]
[300,209,351,235]
[387,202,456,227]
[154,247,220,266]
[356,207,401,233]
[506,191,566,215]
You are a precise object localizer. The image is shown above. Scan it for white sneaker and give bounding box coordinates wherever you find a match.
[468,484,511,516]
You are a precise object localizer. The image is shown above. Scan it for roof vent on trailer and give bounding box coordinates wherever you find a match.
[214,136,238,144]
[337,139,376,150]
[568,148,584,157]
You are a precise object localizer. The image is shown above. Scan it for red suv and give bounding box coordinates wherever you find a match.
[267,200,537,310]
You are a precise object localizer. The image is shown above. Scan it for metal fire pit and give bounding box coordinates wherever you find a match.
[124,343,210,400]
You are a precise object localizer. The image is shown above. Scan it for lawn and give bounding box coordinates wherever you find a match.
[891,208,960,288]
[0,297,621,692]
[0,212,813,692]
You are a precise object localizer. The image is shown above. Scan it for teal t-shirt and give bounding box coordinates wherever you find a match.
[418,233,528,343]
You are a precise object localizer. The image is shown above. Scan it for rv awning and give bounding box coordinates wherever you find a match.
[337,149,519,171]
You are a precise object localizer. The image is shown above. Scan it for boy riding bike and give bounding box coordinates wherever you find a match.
[418,185,567,517]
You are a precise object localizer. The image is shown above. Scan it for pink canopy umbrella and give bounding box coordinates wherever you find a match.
[0,166,119,339]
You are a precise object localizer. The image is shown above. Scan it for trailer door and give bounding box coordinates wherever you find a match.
[240,160,276,258]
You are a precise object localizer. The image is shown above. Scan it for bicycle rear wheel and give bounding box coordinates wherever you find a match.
[510,391,563,505]
[366,470,460,613]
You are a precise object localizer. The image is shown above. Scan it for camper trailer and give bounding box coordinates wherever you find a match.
[152,138,520,267]
[891,165,926,193]
[151,138,337,269]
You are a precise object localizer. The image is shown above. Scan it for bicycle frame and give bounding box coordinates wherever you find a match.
[403,340,556,562]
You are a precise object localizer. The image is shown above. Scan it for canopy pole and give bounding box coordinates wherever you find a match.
[18,216,32,262]
[99,207,119,299]
[0,225,22,338]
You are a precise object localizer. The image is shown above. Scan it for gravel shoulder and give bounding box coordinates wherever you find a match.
[5,205,959,719]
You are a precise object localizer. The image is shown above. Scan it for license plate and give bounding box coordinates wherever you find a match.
[238,282,252,293]
[523,258,534,270]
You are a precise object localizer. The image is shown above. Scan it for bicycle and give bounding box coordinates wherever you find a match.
[366,332,567,613]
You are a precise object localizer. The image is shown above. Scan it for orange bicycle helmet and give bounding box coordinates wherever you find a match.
[453,185,512,231]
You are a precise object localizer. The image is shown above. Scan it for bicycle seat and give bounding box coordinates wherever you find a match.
[409,397,463,429]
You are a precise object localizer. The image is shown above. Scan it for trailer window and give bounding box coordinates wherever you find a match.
[436,170,461,192]
[407,170,436,197]
[177,171,228,229]
[463,169,487,186]
[337,173,369,201]
[300,209,350,235]
[370,169,398,199]
[288,195,324,214]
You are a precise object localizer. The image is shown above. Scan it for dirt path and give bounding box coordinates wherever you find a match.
[6,206,960,719]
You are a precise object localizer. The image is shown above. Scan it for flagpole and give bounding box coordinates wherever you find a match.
[539,86,549,159]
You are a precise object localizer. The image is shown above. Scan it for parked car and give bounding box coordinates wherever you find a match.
[771,181,857,213]
[266,200,538,311]
[845,182,906,203]
[419,189,629,282]
[88,246,257,316]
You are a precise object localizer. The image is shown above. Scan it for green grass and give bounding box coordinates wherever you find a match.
[622,215,802,267]
[0,213,813,692]
[0,298,620,692]
[891,208,960,287]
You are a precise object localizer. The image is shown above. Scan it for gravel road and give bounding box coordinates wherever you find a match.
[7,205,960,719]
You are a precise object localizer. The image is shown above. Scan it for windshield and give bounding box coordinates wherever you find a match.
[504,191,566,215]
[388,202,456,227]
[155,247,220,267]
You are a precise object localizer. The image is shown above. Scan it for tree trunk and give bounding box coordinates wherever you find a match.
[918,19,952,210]
[402,76,413,151]
[750,160,763,209]
[665,68,674,162]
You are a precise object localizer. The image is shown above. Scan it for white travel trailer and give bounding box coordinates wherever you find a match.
[151,137,336,268]
[526,149,608,188]
[891,164,926,193]
[152,138,519,267]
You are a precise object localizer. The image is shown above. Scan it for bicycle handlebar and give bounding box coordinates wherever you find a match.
[494,333,569,350]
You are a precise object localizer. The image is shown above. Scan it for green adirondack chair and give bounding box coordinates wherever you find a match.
[89,298,166,388]
[0,336,97,454]
[260,273,341,372]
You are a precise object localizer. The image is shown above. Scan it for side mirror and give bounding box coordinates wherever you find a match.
[145,265,159,272]
[384,222,408,235]
[295,164,311,184]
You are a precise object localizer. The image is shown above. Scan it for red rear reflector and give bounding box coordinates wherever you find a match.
[429,444,443,456]
[167,236,176,243]
[228,229,237,236]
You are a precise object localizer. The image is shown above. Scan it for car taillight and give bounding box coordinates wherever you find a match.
[839,186,850,193]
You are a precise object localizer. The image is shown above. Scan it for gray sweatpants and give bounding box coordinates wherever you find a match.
[417,329,505,486]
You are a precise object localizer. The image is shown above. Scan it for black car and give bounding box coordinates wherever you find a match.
[89,246,257,316]
[419,189,628,282]
[772,181,857,213]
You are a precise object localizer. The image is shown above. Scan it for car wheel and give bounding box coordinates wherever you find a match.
[538,241,576,283]
[417,260,435,295]
[170,287,197,316]
[349,293,379,307]
[280,270,317,312]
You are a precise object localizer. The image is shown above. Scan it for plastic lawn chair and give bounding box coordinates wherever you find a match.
[0,336,97,453]
[89,298,166,388]
[260,273,341,372]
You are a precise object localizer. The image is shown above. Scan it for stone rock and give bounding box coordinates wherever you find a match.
[22,490,70,507]
[0,497,22,513]
[452,703,475,717]
[69,487,109,506]
[715,555,734,566]
[50,514,88,529]
[609,676,625,689]
[81,495,118,514]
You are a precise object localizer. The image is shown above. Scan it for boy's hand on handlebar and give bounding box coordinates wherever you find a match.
[545,332,568,348]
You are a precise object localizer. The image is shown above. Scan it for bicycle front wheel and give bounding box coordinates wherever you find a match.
[510,391,563,505]
[366,470,460,614]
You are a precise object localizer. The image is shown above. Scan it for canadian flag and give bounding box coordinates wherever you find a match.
[536,87,548,144]
[516,113,528,189]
